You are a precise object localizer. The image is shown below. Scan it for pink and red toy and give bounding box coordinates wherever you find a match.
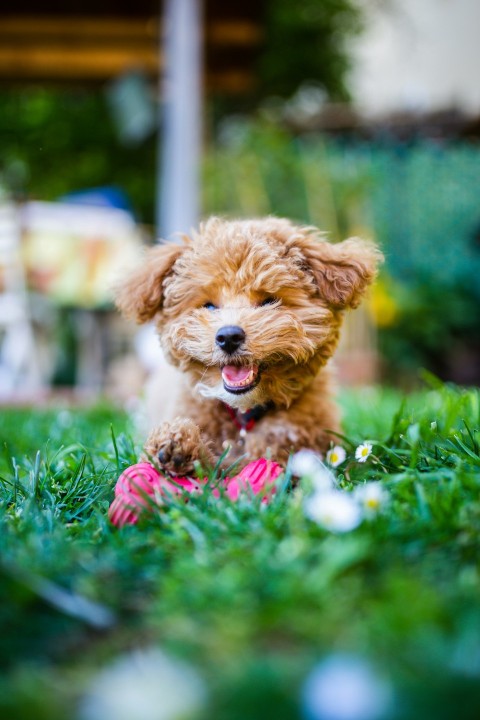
[108,458,283,528]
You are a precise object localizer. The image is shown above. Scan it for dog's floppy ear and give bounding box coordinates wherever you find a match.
[116,242,185,323]
[298,233,383,309]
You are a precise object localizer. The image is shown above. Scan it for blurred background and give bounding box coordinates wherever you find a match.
[1,0,480,404]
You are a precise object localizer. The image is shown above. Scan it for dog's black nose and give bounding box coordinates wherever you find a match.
[215,325,246,354]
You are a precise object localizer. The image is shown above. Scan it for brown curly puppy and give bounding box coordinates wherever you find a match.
[116,217,382,474]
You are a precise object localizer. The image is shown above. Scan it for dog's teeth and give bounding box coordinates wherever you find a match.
[225,370,254,387]
[222,365,258,390]
[237,370,253,386]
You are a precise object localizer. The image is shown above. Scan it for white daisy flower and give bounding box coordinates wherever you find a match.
[79,647,207,720]
[355,442,373,463]
[290,450,335,492]
[326,445,347,468]
[302,654,392,720]
[290,449,323,477]
[304,490,362,533]
[354,482,389,517]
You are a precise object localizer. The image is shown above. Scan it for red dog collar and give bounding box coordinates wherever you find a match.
[224,402,274,432]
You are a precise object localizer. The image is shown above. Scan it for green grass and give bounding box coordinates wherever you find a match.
[1,383,480,720]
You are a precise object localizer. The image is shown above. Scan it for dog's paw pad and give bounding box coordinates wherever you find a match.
[143,419,203,476]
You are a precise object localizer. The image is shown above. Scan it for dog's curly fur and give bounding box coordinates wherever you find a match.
[117,217,382,473]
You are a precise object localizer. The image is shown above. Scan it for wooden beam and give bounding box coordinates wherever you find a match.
[0,15,261,86]
[206,21,263,46]
[0,46,159,79]
[0,15,262,45]
[0,16,157,40]
[206,70,255,93]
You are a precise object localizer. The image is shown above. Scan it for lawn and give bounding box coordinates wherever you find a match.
[1,382,480,720]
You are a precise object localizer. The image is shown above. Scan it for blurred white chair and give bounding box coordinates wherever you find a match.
[0,204,42,398]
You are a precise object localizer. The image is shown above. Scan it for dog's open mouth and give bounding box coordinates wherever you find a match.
[221,364,260,394]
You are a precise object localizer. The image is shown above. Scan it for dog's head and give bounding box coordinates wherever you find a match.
[117,218,382,410]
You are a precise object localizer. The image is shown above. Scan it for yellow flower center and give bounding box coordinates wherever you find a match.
[361,447,369,457]
[366,498,379,509]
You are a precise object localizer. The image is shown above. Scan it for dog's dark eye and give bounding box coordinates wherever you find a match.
[260,296,279,307]
[203,302,218,310]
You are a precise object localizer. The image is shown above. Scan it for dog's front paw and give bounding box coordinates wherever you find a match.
[143,418,212,476]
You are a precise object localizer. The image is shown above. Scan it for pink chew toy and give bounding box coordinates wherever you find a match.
[108,458,283,527]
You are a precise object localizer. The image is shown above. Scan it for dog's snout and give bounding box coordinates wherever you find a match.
[215,325,246,354]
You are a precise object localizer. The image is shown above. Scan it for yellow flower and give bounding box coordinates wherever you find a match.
[369,279,398,328]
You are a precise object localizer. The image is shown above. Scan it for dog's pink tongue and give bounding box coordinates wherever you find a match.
[222,365,256,384]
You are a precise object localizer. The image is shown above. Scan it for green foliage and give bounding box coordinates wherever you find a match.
[1,384,480,718]
[0,88,156,221]
[257,0,363,101]
[379,281,480,384]
[203,120,370,237]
